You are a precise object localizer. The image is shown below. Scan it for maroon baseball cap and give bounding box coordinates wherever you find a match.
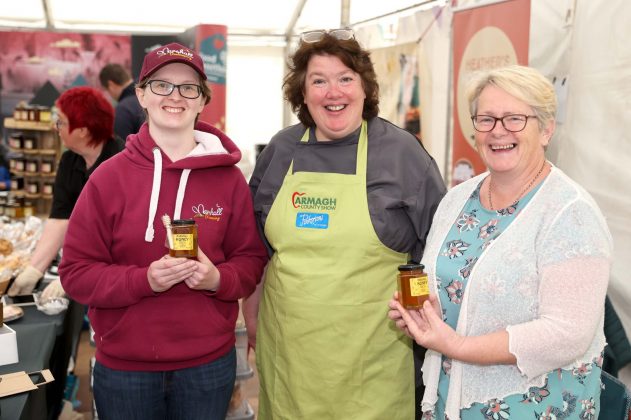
[139,42,207,81]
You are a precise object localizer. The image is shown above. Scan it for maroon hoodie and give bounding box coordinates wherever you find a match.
[60,122,268,371]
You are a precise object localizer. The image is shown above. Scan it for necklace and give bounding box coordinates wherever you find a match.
[488,160,547,211]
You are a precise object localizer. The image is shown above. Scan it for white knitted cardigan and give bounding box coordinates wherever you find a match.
[420,166,613,420]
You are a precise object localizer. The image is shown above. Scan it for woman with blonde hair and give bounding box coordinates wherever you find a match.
[390,65,612,419]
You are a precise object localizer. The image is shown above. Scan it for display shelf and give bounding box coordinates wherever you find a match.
[4,117,62,217]
[39,149,58,156]
[4,118,54,131]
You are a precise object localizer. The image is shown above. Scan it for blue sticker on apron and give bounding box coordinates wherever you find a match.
[295,212,329,229]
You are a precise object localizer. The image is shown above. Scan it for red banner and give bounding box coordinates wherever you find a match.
[451,0,530,185]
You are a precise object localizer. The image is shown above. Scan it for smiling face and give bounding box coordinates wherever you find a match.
[303,54,366,141]
[136,62,205,134]
[474,85,553,177]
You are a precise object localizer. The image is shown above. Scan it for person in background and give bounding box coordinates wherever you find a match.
[8,86,125,301]
[7,86,124,419]
[99,63,145,141]
[245,29,446,419]
[389,65,612,419]
[60,43,268,420]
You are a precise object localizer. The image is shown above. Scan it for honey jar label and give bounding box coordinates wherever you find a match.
[172,234,194,250]
[409,276,429,297]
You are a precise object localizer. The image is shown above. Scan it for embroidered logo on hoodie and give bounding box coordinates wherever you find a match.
[192,203,223,222]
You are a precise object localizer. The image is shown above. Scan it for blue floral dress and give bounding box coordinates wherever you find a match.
[426,178,602,420]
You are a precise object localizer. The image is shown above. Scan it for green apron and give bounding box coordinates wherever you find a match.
[257,121,414,419]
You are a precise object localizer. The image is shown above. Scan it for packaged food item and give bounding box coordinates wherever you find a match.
[397,263,429,309]
[8,133,23,149]
[168,219,198,258]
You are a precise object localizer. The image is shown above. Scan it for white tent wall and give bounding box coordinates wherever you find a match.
[554,0,631,354]
[225,45,286,179]
[529,0,631,362]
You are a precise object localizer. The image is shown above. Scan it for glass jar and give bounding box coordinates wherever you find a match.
[8,132,23,149]
[26,105,37,122]
[26,179,39,194]
[40,158,54,174]
[397,263,429,309]
[42,181,54,196]
[38,106,52,123]
[22,136,36,150]
[13,158,26,172]
[168,219,198,258]
[13,103,23,121]
[25,159,39,174]
[10,176,24,191]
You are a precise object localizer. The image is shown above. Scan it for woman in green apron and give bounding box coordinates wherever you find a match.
[246,29,446,419]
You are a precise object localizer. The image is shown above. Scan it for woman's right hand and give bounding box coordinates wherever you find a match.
[388,292,465,359]
[147,255,197,293]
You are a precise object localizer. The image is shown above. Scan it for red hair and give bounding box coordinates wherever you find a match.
[56,87,114,146]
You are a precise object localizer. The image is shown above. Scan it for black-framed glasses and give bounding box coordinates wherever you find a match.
[471,114,537,133]
[54,119,68,130]
[147,80,202,99]
[300,28,355,43]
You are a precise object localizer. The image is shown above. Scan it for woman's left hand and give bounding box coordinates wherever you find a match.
[185,248,220,291]
[388,295,465,359]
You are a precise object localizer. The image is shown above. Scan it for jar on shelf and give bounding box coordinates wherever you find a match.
[40,157,55,174]
[25,179,40,195]
[0,192,9,216]
[13,102,28,121]
[38,106,52,123]
[8,132,23,149]
[10,176,24,191]
[13,158,26,172]
[40,134,57,151]
[22,136,37,150]
[25,105,37,122]
[25,159,39,174]
[42,181,54,196]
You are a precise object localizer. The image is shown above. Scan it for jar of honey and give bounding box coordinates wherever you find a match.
[168,219,198,258]
[397,263,429,309]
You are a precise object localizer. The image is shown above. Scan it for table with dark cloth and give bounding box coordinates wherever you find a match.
[0,299,83,420]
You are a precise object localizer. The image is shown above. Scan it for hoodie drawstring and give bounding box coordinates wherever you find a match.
[174,169,191,220]
[144,148,193,243]
[145,147,162,242]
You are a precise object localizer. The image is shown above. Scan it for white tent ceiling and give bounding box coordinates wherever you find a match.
[0,0,439,42]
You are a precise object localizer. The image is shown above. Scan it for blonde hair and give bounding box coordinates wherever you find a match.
[466,65,557,129]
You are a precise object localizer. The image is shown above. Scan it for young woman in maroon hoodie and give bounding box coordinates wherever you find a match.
[59,43,268,420]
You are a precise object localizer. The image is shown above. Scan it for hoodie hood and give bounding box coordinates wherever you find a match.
[123,121,243,242]
[124,121,241,170]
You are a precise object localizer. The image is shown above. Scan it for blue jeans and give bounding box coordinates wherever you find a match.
[93,348,236,420]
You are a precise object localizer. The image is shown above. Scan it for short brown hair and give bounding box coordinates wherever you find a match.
[99,63,132,88]
[284,34,379,127]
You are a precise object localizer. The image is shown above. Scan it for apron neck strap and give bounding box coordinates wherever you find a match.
[290,121,368,176]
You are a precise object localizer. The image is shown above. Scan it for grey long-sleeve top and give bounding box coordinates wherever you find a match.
[249,117,446,261]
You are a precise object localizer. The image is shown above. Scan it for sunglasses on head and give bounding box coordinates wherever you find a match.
[300,28,355,43]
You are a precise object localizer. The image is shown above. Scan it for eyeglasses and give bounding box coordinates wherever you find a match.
[54,119,68,130]
[471,114,537,133]
[300,28,355,43]
[147,80,202,99]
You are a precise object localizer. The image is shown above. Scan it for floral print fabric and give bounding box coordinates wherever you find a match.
[427,179,602,420]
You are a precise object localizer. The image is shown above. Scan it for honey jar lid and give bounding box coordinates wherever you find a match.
[172,218,195,225]
[397,263,424,271]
